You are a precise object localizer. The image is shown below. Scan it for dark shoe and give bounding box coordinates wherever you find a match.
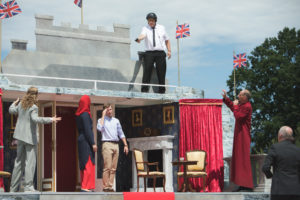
[158,89,165,94]
[108,188,115,192]
[232,186,241,192]
[103,188,110,192]
[80,189,91,192]
[239,186,253,192]
[141,86,149,93]
[233,186,253,192]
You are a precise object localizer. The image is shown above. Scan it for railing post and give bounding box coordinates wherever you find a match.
[94,81,97,90]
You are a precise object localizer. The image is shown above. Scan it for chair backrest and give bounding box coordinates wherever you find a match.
[133,148,145,172]
[186,150,206,171]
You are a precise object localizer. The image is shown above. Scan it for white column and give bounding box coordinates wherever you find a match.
[163,148,174,192]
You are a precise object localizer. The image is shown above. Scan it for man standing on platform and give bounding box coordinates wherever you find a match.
[136,12,171,94]
[262,126,300,200]
[222,89,253,191]
[97,104,129,192]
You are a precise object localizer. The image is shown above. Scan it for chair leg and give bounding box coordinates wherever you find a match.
[7,176,11,192]
[144,177,147,192]
[137,176,139,192]
[163,175,166,192]
[177,176,180,192]
[153,177,156,192]
[202,176,206,192]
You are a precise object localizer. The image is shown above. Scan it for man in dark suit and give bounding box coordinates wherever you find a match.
[262,126,300,200]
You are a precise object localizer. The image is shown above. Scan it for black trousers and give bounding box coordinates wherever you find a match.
[271,195,300,200]
[141,51,166,93]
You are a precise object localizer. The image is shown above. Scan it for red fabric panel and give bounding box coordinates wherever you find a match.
[80,156,95,190]
[123,192,175,200]
[179,98,224,192]
[0,89,3,189]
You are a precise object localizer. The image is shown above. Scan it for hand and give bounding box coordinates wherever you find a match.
[13,98,20,105]
[233,100,239,105]
[52,115,62,123]
[135,38,140,43]
[11,139,18,146]
[92,145,98,152]
[102,108,107,117]
[124,145,129,155]
[167,51,171,59]
[221,90,227,98]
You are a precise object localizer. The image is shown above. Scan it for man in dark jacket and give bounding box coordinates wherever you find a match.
[262,126,300,200]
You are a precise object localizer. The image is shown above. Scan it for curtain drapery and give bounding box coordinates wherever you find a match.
[179,99,224,192]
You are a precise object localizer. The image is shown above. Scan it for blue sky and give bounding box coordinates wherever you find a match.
[1,0,300,98]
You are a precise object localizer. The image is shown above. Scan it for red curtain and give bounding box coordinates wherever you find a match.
[179,99,224,192]
[0,89,4,189]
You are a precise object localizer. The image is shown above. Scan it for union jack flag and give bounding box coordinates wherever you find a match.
[233,53,247,68]
[0,0,21,19]
[176,23,190,39]
[74,0,82,8]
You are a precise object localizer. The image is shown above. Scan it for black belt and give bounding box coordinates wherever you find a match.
[146,50,164,53]
[103,141,119,144]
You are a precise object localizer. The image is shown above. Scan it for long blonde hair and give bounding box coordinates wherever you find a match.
[21,87,38,110]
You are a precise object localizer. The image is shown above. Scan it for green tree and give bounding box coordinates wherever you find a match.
[226,27,300,153]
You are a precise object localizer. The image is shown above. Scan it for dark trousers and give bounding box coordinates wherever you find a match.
[141,51,166,93]
[271,195,300,200]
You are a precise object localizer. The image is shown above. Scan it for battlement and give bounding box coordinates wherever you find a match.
[35,14,131,58]
[35,14,130,38]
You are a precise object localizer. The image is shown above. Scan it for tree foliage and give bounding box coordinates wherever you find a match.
[226,27,300,153]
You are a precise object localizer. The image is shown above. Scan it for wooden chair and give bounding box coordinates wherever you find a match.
[0,171,11,192]
[133,148,166,192]
[177,150,207,192]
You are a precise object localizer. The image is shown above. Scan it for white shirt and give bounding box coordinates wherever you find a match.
[97,116,125,141]
[140,24,169,51]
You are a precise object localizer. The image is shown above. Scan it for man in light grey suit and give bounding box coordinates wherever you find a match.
[9,87,61,192]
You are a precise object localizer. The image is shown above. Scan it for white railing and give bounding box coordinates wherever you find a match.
[2,73,178,91]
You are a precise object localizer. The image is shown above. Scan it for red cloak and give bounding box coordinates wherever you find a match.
[224,97,253,188]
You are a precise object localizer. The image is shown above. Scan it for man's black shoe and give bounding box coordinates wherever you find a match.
[232,186,253,192]
[238,186,253,192]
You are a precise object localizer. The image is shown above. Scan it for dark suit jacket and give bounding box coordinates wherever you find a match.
[262,140,300,196]
[76,112,95,170]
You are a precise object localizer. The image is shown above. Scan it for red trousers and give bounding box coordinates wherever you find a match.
[80,156,95,190]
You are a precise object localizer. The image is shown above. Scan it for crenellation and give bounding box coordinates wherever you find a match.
[11,39,28,50]
[97,26,107,32]
[34,14,131,58]
[79,24,89,30]
[35,14,129,37]
[113,23,130,38]
[35,14,54,29]
[61,22,72,28]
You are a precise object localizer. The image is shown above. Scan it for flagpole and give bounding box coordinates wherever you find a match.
[233,50,236,100]
[81,0,83,24]
[0,0,2,73]
[177,20,180,86]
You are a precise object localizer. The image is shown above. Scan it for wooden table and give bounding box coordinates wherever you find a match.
[172,160,198,192]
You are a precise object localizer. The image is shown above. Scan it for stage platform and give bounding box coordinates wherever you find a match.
[0,192,270,200]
